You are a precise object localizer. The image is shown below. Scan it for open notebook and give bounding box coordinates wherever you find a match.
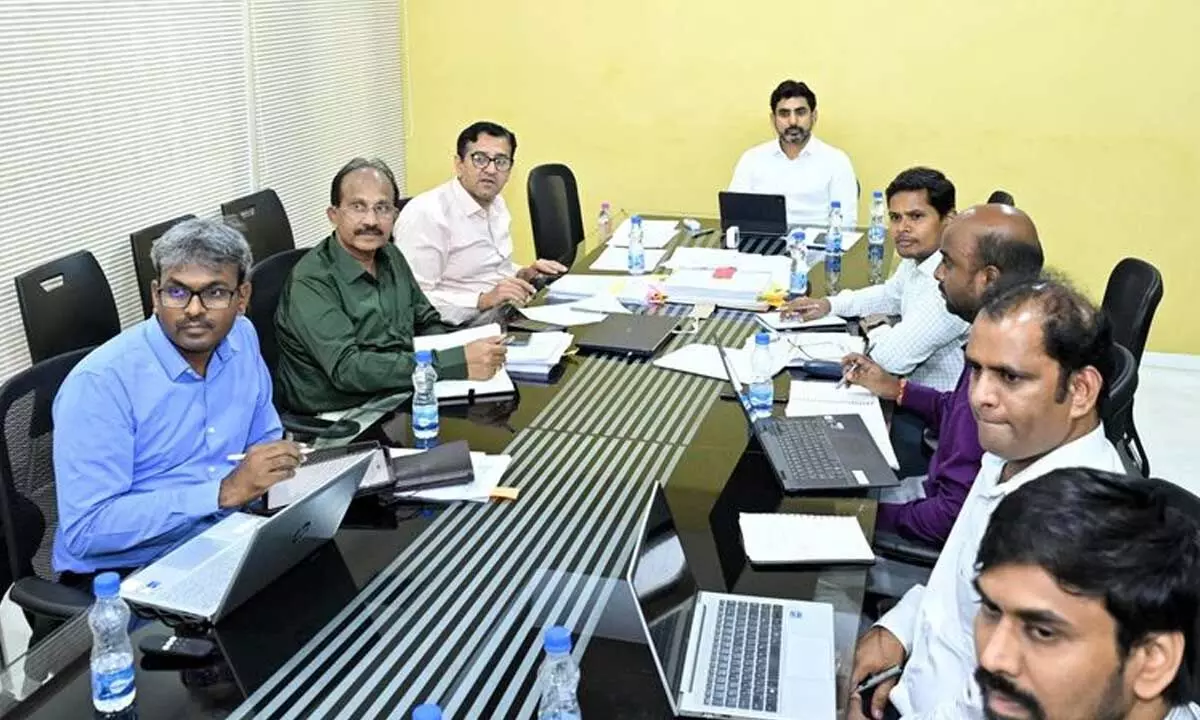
[785,381,900,470]
[414,323,515,399]
[739,513,875,565]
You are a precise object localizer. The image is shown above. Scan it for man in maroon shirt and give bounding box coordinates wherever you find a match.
[841,204,1043,547]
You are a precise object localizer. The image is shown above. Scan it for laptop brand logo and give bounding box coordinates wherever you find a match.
[790,610,802,619]
[291,521,312,544]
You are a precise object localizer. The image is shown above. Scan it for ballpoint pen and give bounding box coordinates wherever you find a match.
[837,340,874,389]
[853,664,902,695]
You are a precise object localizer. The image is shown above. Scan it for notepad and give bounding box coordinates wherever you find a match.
[739,513,875,565]
[754,312,848,332]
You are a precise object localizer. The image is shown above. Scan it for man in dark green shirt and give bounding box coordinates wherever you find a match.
[275,157,507,413]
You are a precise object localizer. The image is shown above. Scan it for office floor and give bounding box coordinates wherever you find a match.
[0,362,1196,672]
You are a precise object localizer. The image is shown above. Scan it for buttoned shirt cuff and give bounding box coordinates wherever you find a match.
[875,584,924,655]
[184,478,223,516]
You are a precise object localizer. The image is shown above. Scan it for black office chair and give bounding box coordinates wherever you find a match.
[221,188,295,263]
[527,164,585,267]
[396,196,412,214]
[987,190,1015,206]
[1101,258,1162,475]
[246,250,358,441]
[0,348,97,635]
[1101,342,1148,476]
[15,251,121,364]
[129,214,196,319]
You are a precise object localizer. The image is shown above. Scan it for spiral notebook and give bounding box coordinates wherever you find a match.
[739,513,875,565]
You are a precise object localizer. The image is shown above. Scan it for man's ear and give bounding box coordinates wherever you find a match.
[1129,631,1185,702]
[237,281,252,315]
[1068,365,1105,419]
[326,205,338,226]
[150,279,160,316]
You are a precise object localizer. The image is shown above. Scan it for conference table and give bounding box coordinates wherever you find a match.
[1,218,894,719]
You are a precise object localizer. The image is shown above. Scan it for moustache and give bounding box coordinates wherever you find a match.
[177,321,213,331]
[356,226,383,237]
[974,667,1045,720]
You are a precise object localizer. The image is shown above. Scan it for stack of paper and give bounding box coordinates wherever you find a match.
[739,513,874,564]
[652,343,788,382]
[545,274,659,304]
[785,380,899,469]
[589,245,668,272]
[662,268,774,306]
[754,312,848,332]
[415,323,515,399]
[607,218,680,248]
[518,294,632,327]
[387,447,513,503]
[665,247,791,289]
[506,332,574,379]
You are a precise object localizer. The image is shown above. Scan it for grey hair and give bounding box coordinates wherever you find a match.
[150,218,253,283]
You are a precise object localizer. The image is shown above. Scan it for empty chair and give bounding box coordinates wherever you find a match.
[987,190,1015,206]
[221,188,295,263]
[527,164,585,267]
[15,251,121,364]
[129,214,195,318]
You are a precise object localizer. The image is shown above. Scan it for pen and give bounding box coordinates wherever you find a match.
[837,340,874,389]
[226,447,314,462]
[691,228,715,238]
[853,665,902,695]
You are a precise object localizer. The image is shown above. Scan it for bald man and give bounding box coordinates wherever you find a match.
[840,205,1045,547]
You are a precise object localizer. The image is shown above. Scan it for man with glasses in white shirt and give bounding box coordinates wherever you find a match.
[396,121,567,325]
[848,277,1127,720]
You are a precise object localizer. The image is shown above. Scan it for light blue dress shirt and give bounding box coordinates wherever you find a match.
[52,316,282,574]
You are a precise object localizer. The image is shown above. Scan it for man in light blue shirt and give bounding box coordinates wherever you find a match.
[52,218,303,583]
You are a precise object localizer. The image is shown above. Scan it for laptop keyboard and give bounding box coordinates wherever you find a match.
[704,600,783,713]
[157,545,243,614]
[772,420,852,483]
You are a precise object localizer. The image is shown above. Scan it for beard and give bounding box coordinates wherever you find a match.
[780,125,810,144]
[976,665,1131,720]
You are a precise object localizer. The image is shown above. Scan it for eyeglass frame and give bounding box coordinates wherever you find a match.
[467,151,514,172]
[154,282,241,310]
[340,200,399,219]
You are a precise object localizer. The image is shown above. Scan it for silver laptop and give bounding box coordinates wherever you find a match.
[627,485,837,720]
[120,449,376,623]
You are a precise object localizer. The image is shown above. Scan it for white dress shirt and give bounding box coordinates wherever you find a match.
[827,252,968,391]
[729,136,858,227]
[876,425,1126,719]
[395,178,520,325]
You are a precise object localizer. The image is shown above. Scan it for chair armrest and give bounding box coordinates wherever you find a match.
[11,577,92,620]
[873,532,941,568]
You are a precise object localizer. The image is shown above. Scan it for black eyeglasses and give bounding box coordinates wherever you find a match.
[468,151,513,172]
[157,285,237,310]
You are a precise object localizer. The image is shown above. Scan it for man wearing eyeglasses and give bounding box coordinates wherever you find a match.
[51,218,303,587]
[395,120,568,325]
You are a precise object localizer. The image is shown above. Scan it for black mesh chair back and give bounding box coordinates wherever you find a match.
[129,214,195,319]
[987,190,1015,206]
[527,164,585,267]
[1101,342,1147,475]
[396,196,412,214]
[221,188,295,263]
[1102,257,1163,366]
[0,347,92,586]
[247,248,309,379]
[15,251,121,364]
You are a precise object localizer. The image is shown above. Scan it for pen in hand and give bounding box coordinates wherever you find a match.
[226,447,314,462]
[853,664,902,695]
[836,341,874,390]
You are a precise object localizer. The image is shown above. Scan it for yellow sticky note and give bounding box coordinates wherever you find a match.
[490,486,520,501]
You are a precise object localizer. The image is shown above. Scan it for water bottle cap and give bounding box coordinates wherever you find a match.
[94,571,120,598]
[631,214,643,224]
[415,349,433,365]
[601,201,610,209]
[543,625,572,654]
[755,331,771,346]
[412,704,442,720]
[789,228,806,241]
[872,190,883,198]
[830,201,842,208]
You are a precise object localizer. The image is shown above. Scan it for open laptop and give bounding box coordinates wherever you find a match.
[717,346,897,493]
[573,314,679,358]
[628,484,837,719]
[120,449,374,624]
[718,191,791,245]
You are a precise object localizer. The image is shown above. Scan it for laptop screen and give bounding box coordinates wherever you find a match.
[627,485,701,710]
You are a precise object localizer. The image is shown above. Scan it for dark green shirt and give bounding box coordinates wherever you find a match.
[275,235,468,413]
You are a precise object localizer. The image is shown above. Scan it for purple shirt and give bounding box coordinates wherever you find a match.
[875,366,983,546]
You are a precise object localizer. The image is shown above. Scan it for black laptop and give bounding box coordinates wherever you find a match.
[717,346,897,493]
[572,314,679,358]
[718,191,790,244]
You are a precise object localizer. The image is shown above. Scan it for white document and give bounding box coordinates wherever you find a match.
[415,323,502,352]
[607,218,679,248]
[739,513,875,564]
[545,274,658,303]
[414,323,515,398]
[652,343,788,382]
[754,312,848,332]
[785,380,900,469]
[572,294,631,314]
[589,245,668,272]
[507,332,573,376]
[518,304,607,327]
[388,448,512,503]
[662,269,774,306]
[664,247,740,269]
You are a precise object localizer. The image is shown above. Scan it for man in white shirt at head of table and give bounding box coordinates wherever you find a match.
[728,79,859,227]
[395,120,568,325]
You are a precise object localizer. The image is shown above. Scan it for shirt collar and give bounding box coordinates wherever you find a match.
[978,424,1110,499]
[143,316,238,381]
[450,177,488,219]
[916,250,943,276]
[326,233,380,285]
[772,136,820,160]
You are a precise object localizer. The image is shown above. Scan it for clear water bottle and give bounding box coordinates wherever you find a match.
[787,229,808,298]
[412,704,443,720]
[597,202,613,242]
[627,214,646,275]
[412,349,439,449]
[824,201,844,295]
[89,572,136,717]
[749,331,775,420]
[868,191,887,285]
[538,626,582,720]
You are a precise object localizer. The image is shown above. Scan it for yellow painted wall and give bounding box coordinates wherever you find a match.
[402,0,1199,354]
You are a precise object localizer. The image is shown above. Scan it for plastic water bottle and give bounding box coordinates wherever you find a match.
[787,229,808,298]
[824,201,844,295]
[868,191,887,285]
[412,349,439,449]
[89,572,136,717]
[627,214,646,275]
[412,704,443,720]
[597,202,613,241]
[749,332,775,420]
[538,626,582,720]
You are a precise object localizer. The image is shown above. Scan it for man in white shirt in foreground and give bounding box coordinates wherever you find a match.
[848,276,1127,720]
[969,467,1200,720]
[396,120,567,325]
[729,79,858,227]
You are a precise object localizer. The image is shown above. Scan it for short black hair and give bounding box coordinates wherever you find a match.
[977,467,1200,705]
[769,80,817,114]
[456,121,517,160]
[886,167,956,218]
[330,157,400,207]
[974,231,1045,282]
[980,275,1112,409]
